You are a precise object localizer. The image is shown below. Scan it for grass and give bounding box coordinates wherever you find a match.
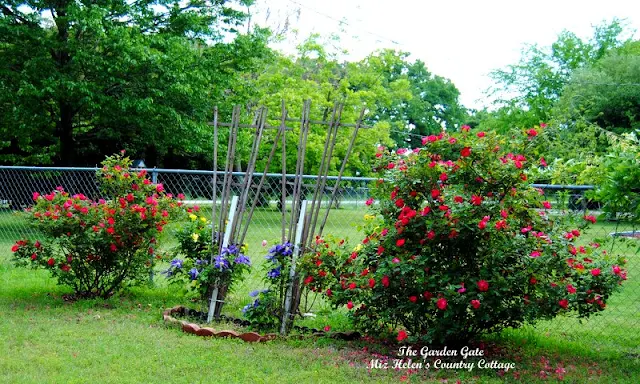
[1,208,639,383]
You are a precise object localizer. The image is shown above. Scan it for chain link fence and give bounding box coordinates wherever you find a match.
[0,166,638,352]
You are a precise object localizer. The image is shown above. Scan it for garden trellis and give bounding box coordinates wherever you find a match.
[204,101,367,328]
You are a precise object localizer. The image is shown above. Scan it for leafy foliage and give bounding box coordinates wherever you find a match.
[301,127,627,344]
[11,153,182,298]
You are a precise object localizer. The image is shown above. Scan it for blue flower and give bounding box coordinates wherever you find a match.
[249,289,261,298]
[195,259,208,266]
[242,303,252,314]
[234,254,251,266]
[267,266,281,279]
[222,244,239,256]
[188,267,199,280]
[170,258,184,269]
[214,255,230,271]
[253,298,260,308]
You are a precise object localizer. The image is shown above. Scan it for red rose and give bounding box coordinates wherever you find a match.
[583,215,596,224]
[436,298,448,310]
[304,276,314,285]
[326,289,332,297]
[11,244,19,252]
[470,195,482,206]
[397,330,408,341]
[454,196,464,203]
[527,129,538,137]
[47,258,55,266]
[431,189,440,199]
[460,147,471,157]
[409,296,418,303]
[477,132,486,138]
[348,282,357,290]
[591,268,601,276]
[439,173,448,182]
[395,199,405,208]
[567,285,576,294]
[347,301,354,310]
[382,275,390,288]
[478,220,487,230]
[471,299,481,309]
[423,291,433,300]
[396,239,405,247]
[477,280,489,292]
[542,201,552,209]
[369,278,376,288]
[365,198,374,206]
[559,299,569,309]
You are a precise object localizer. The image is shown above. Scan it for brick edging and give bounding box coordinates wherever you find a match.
[162,305,361,342]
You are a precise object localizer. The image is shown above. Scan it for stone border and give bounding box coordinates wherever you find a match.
[162,305,361,342]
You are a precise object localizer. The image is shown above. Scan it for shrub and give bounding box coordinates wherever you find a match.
[166,213,251,309]
[11,153,182,298]
[301,126,627,344]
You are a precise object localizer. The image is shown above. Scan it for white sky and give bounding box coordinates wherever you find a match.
[251,0,640,110]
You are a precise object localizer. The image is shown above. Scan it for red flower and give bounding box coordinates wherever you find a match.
[365,198,374,206]
[382,275,390,288]
[478,220,487,230]
[387,163,396,169]
[530,250,541,258]
[11,244,19,252]
[439,173,448,182]
[423,291,433,300]
[323,325,331,332]
[454,196,464,203]
[461,125,470,132]
[591,268,601,276]
[431,189,440,199]
[409,296,418,303]
[477,280,489,292]
[30,253,37,260]
[477,131,486,138]
[612,265,621,275]
[460,147,471,157]
[47,258,55,267]
[348,282,357,290]
[304,276,314,285]
[529,276,537,285]
[542,201,552,209]
[471,299,481,309]
[397,330,408,341]
[527,129,538,137]
[567,285,576,294]
[326,289,332,297]
[495,220,507,230]
[110,244,117,252]
[500,210,508,219]
[347,301,354,309]
[60,264,70,272]
[583,215,597,224]
[436,298,448,310]
[540,157,547,167]
[106,227,115,235]
[396,238,406,247]
[559,299,569,309]
[426,230,436,240]
[369,278,376,288]
[470,195,482,206]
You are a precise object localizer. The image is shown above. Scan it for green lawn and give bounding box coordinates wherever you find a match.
[1,208,639,383]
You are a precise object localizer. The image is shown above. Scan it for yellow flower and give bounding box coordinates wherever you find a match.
[241,243,248,254]
[364,214,375,221]
[200,216,207,223]
[189,214,197,221]
[353,244,363,252]
[191,233,200,242]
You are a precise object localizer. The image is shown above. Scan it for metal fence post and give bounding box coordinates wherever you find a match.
[149,167,159,285]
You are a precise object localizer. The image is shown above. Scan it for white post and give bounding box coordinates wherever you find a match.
[207,195,239,323]
[281,200,308,335]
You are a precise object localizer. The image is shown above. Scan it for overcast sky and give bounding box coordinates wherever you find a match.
[251,0,640,110]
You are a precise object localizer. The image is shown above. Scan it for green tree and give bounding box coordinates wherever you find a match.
[487,18,631,127]
[0,0,271,166]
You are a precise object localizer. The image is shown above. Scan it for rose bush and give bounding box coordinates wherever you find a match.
[11,153,182,298]
[301,126,627,344]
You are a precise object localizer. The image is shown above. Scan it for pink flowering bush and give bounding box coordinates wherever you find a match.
[301,126,627,344]
[11,153,182,298]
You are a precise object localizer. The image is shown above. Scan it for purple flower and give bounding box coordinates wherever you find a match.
[188,267,199,280]
[170,258,183,269]
[214,255,230,271]
[267,266,281,279]
[242,303,252,314]
[222,244,239,256]
[234,254,251,266]
[249,290,261,298]
[195,259,208,266]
